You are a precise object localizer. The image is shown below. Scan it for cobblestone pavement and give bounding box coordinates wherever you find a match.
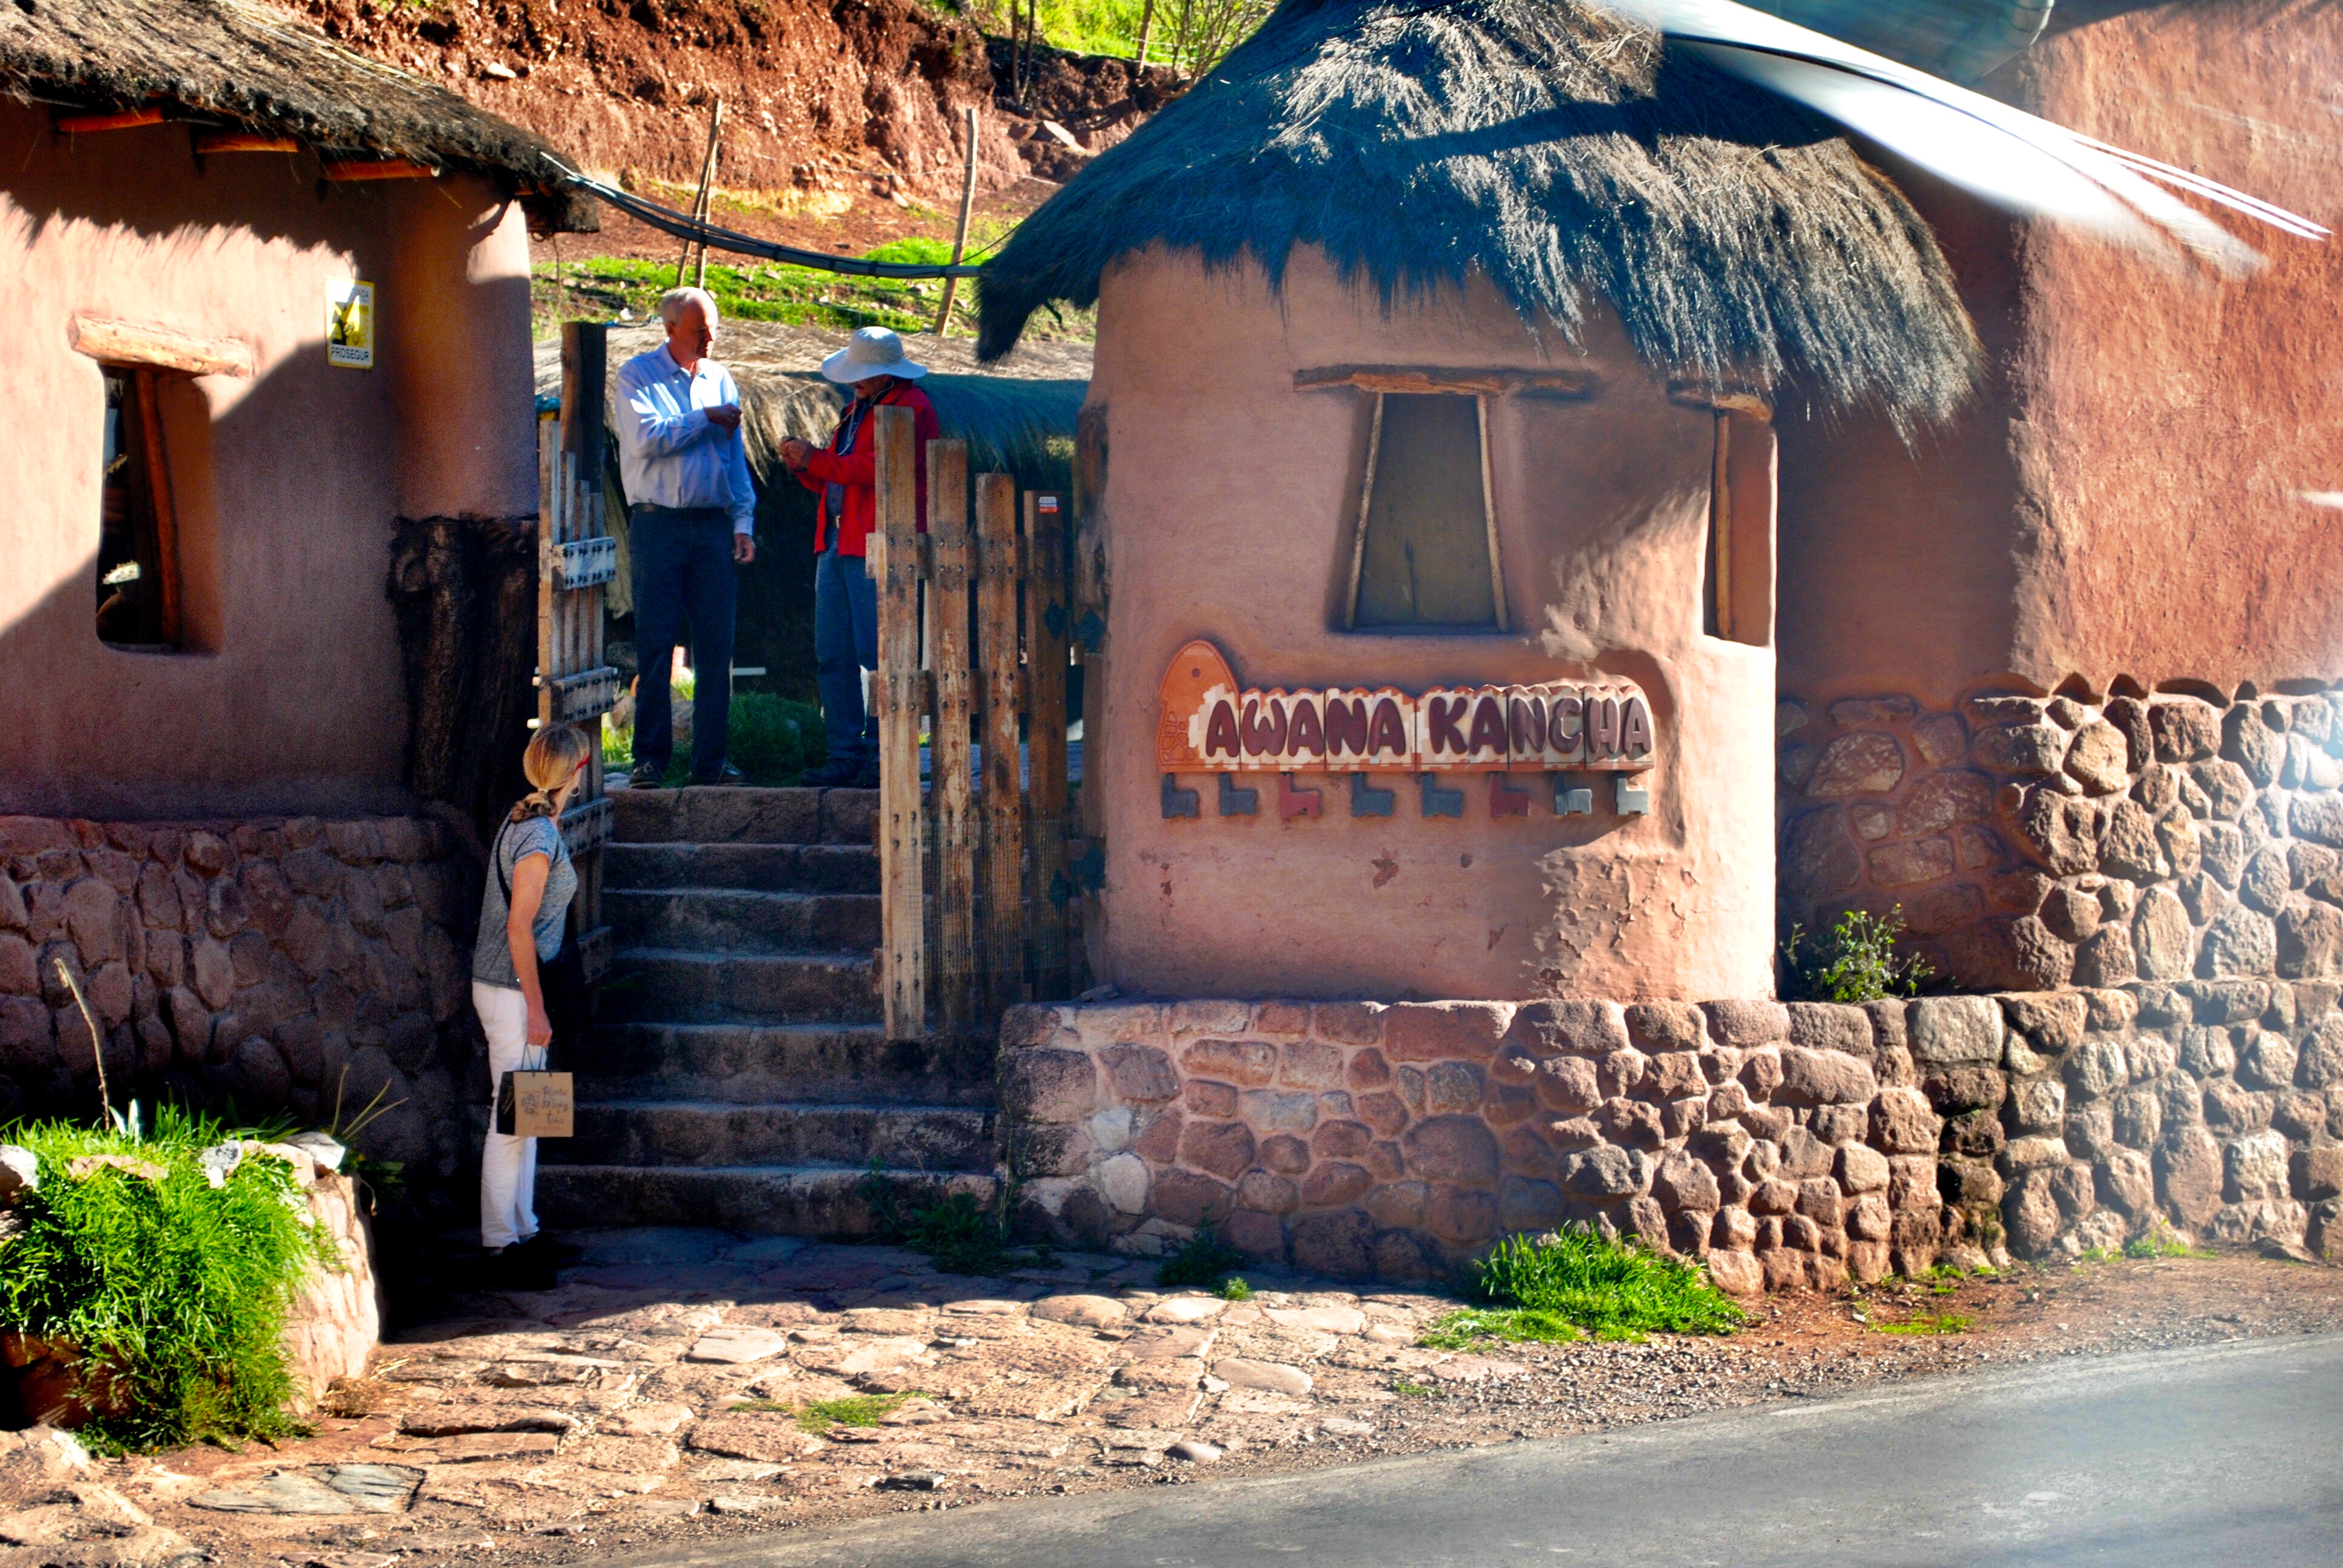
[3,1232,2338,1568]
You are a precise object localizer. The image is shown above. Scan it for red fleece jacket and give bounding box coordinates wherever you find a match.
[796,379,939,556]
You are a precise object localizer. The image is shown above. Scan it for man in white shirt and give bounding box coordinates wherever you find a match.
[614,287,758,787]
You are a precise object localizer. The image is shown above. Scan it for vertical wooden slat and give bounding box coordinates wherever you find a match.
[926,443,976,1038]
[131,368,181,647]
[977,476,1026,1017]
[1069,405,1110,993]
[1023,488,1070,1001]
[873,405,927,1040]
[536,411,557,729]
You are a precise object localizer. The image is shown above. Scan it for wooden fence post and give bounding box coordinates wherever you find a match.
[873,406,928,1040]
[1023,489,1072,1000]
[539,322,617,979]
[927,443,976,1038]
[976,475,1026,1018]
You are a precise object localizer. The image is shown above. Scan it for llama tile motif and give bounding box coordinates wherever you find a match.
[1155,639,1658,774]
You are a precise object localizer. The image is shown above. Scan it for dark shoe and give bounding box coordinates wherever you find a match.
[803,756,860,787]
[628,768,670,789]
[853,754,880,789]
[515,1232,586,1267]
[690,760,744,787]
[480,1247,559,1292]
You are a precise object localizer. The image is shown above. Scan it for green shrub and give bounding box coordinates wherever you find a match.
[1450,1227,1747,1342]
[1155,1225,1245,1290]
[608,694,826,786]
[1219,1276,1253,1302]
[1781,907,1933,1004]
[0,1108,338,1452]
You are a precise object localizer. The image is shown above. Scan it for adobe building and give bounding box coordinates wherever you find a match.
[0,0,591,1215]
[978,0,2343,1282]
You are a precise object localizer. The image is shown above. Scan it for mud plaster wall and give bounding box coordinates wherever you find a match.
[1775,0,2343,708]
[0,813,487,1230]
[1777,685,2343,998]
[1084,247,1774,1003]
[1001,991,2343,1291]
[1,103,536,818]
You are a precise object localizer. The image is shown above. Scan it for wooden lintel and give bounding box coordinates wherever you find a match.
[1668,381,1773,418]
[1294,364,1599,399]
[56,106,165,134]
[321,158,437,181]
[195,132,302,155]
[69,315,253,378]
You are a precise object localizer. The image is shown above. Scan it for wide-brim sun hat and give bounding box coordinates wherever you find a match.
[822,325,929,384]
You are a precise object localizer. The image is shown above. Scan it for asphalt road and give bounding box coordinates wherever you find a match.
[613,1335,2343,1568]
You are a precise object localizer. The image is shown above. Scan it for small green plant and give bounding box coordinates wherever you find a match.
[1780,907,1933,1004]
[2123,1222,2203,1259]
[1446,1227,1746,1342]
[608,694,827,787]
[0,1107,339,1452]
[1418,1307,1584,1349]
[1871,1312,1974,1336]
[1155,1225,1247,1290]
[1390,1379,1439,1398]
[794,1392,920,1432]
[1219,1276,1254,1302]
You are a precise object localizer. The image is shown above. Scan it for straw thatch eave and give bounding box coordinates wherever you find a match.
[0,0,594,230]
[975,0,1981,426]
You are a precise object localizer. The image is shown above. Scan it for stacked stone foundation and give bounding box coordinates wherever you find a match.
[1779,684,2343,995]
[0,813,479,1204]
[1000,989,2343,1289]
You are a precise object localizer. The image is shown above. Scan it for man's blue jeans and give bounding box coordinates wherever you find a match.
[631,506,737,779]
[815,546,879,766]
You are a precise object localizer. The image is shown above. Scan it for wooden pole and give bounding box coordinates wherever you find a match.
[131,368,180,647]
[1023,489,1071,1001]
[1136,0,1156,65]
[873,406,928,1040]
[933,106,981,338]
[927,443,976,1038]
[676,99,724,289]
[976,475,1026,1016]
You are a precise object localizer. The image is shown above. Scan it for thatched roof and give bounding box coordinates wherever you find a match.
[975,0,1981,425]
[534,321,1090,483]
[0,0,591,229]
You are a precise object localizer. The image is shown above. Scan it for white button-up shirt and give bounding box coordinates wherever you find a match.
[614,343,757,534]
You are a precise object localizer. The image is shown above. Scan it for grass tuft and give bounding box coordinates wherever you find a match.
[1219,1276,1253,1302]
[1155,1225,1246,1290]
[1870,1312,1973,1336]
[606,694,825,787]
[2122,1223,2203,1260]
[1417,1307,1583,1349]
[1437,1227,1746,1345]
[0,1107,338,1452]
[795,1392,919,1432]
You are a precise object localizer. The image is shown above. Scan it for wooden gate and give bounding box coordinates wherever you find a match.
[868,404,1076,1040]
[537,322,617,981]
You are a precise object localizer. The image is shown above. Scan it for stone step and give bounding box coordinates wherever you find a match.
[605,841,878,895]
[612,785,876,847]
[543,1100,995,1171]
[600,947,879,1025]
[607,887,880,954]
[533,1163,997,1237]
[574,1022,994,1105]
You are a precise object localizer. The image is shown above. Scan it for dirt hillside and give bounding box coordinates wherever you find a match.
[278,0,1178,214]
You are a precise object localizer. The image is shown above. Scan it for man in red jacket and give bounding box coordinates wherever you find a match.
[779,327,939,787]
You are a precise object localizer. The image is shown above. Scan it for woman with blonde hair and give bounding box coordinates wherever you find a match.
[469,723,592,1289]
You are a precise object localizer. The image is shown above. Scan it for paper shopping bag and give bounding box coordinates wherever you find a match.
[496,1071,574,1138]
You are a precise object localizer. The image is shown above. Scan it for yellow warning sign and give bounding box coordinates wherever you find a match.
[326,280,375,369]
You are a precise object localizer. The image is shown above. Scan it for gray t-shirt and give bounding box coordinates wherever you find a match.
[471,815,577,988]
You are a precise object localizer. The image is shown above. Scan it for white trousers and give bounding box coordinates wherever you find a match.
[472,981,546,1250]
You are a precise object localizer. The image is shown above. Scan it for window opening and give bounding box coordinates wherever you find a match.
[1700,407,1775,648]
[97,367,182,648]
[1345,391,1507,632]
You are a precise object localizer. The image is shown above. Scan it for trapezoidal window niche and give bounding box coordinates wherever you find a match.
[1345,391,1506,631]
[97,365,183,650]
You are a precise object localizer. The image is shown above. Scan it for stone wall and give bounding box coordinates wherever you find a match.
[1777,685,2343,995]
[999,988,2343,1289]
[0,814,479,1210]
